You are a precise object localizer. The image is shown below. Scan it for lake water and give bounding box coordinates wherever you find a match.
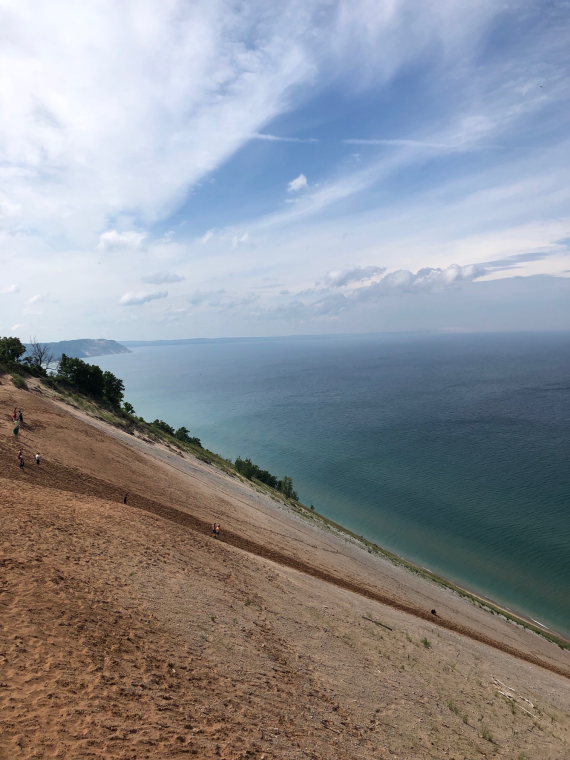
[96,332,570,636]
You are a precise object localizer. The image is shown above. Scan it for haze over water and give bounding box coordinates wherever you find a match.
[98,332,570,636]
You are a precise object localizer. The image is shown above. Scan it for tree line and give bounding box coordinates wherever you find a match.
[150,419,202,447]
[57,354,125,406]
[234,456,298,500]
[2,334,298,500]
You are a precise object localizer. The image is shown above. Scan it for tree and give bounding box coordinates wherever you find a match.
[257,468,277,489]
[58,354,104,396]
[175,425,191,441]
[56,353,73,382]
[174,426,202,447]
[152,419,175,435]
[102,370,124,407]
[278,475,297,500]
[234,456,296,496]
[0,336,26,364]
[56,355,125,406]
[123,401,135,415]
[235,456,256,479]
[25,337,54,371]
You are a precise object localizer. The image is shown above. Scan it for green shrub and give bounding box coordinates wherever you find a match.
[151,418,175,435]
[11,374,28,390]
[174,426,202,447]
[481,726,494,742]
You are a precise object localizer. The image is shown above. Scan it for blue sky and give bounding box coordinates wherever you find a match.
[1,0,569,340]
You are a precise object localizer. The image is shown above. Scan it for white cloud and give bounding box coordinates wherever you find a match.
[141,272,185,284]
[253,132,317,143]
[119,290,168,306]
[343,138,462,149]
[0,198,22,219]
[0,1,318,243]
[265,263,488,320]
[187,290,226,307]
[1,2,568,338]
[323,265,386,288]
[1,284,19,294]
[367,263,486,294]
[231,232,250,248]
[253,150,411,231]
[287,173,308,192]
[98,230,146,251]
[27,293,58,305]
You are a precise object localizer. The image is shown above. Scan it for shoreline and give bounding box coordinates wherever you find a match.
[291,501,570,649]
[45,378,570,652]
[93,337,570,645]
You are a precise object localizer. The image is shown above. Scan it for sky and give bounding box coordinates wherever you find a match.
[1,0,570,341]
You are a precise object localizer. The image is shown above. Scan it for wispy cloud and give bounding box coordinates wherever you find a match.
[0,2,319,242]
[141,272,185,284]
[119,290,168,306]
[28,293,57,304]
[98,230,146,251]
[187,290,227,307]
[340,135,506,153]
[231,232,250,248]
[287,173,308,192]
[1,284,19,295]
[253,132,317,143]
[343,138,461,149]
[482,251,551,272]
[2,1,569,338]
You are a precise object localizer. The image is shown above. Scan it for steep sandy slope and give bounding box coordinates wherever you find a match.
[1,377,569,759]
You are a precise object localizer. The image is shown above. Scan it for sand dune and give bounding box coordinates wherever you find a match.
[1,377,569,759]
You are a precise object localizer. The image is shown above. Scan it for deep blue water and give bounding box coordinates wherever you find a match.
[97,332,570,636]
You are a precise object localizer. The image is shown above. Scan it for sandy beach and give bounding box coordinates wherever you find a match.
[1,376,569,759]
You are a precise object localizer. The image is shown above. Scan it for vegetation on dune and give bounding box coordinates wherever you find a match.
[0,333,299,506]
[150,419,202,448]
[0,336,49,386]
[0,338,127,416]
[57,354,125,407]
[0,336,27,364]
[11,374,28,390]
[235,456,298,499]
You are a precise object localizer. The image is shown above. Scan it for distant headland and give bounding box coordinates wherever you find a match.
[25,338,130,362]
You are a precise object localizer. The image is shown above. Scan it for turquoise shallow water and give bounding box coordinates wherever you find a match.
[97,332,570,636]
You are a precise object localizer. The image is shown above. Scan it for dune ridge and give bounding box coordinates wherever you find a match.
[1,377,569,759]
